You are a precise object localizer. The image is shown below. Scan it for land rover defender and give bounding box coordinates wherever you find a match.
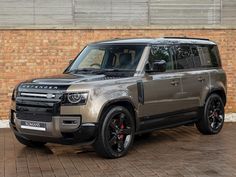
[10,37,227,158]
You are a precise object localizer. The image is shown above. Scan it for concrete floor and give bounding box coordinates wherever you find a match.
[1,123,236,177]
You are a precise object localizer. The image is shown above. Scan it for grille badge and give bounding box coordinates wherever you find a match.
[46,93,54,99]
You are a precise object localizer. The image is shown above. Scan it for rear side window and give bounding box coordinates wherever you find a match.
[175,45,194,69]
[174,45,221,70]
[208,45,221,67]
[193,45,221,68]
[192,46,201,67]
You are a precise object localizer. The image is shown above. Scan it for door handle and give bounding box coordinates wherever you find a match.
[198,77,205,82]
[170,80,179,86]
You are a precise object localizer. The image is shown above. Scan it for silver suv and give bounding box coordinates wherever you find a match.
[10,37,227,158]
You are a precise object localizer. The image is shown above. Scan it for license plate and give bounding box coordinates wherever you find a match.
[21,121,46,131]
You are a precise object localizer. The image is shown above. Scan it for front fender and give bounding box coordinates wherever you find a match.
[60,86,138,123]
[95,87,138,121]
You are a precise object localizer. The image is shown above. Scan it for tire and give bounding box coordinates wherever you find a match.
[196,94,225,135]
[94,106,135,158]
[15,134,46,147]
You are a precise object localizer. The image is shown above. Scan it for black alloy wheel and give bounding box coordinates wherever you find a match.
[94,106,135,158]
[106,112,132,153]
[207,96,224,131]
[196,94,225,134]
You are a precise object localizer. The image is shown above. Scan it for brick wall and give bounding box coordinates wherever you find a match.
[0,29,235,119]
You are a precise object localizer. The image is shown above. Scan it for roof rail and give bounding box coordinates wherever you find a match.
[163,36,209,41]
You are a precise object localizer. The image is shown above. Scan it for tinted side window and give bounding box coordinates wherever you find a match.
[192,46,201,67]
[175,45,194,69]
[148,45,174,71]
[197,46,212,67]
[208,45,221,67]
[196,45,220,68]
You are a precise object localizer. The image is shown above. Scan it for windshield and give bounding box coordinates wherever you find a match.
[65,45,145,75]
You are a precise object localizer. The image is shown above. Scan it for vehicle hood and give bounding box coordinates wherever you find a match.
[18,73,139,95]
[26,73,121,85]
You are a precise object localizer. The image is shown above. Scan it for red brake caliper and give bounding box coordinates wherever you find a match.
[119,123,125,140]
[214,111,218,117]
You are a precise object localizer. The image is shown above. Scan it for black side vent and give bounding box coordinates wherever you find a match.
[137,80,144,104]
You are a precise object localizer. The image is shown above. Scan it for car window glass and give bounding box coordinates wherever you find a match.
[70,45,145,71]
[148,45,173,71]
[192,46,201,67]
[79,49,105,68]
[197,46,215,67]
[175,45,194,69]
[208,45,220,67]
[191,45,220,68]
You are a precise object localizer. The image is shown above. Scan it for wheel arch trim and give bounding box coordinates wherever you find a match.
[97,98,139,131]
[204,88,227,106]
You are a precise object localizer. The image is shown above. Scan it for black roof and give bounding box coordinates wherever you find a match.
[90,37,216,46]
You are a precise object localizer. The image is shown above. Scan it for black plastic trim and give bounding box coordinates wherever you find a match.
[138,107,200,132]
[15,99,61,122]
[137,80,144,104]
[10,122,98,145]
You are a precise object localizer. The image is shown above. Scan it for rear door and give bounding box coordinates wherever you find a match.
[174,45,209,113]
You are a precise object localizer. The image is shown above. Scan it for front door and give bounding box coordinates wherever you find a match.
[138,45,184,130]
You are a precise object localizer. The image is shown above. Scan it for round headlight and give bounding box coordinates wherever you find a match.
[67,93,82,104]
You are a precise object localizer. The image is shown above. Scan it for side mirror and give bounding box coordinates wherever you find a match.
[153,60,166,72]
[145,60,166,73]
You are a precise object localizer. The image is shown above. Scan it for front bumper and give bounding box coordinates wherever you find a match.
[10,114,97,145]
[10,88,98,145]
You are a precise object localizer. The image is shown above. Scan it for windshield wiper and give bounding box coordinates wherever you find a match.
[101,68,135,72]
[65,68,101,74]
[65,68,135,75]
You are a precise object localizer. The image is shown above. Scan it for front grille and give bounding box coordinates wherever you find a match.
[16,95,61,122]
[16,83,66,122]
[20,92,56,99]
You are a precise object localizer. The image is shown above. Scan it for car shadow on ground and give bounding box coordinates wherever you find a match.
[17,125,199,157]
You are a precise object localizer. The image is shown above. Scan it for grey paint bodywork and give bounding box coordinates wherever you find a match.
[10,38,227,142]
